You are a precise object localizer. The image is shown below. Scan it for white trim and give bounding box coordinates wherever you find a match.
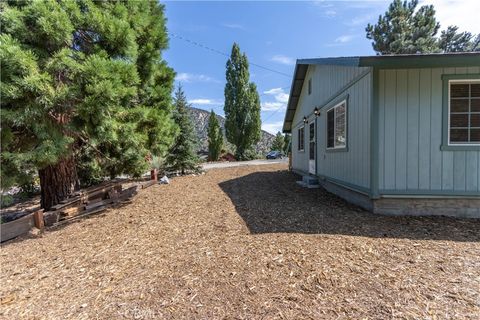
[326,99,348,150]
[447,79,480,146]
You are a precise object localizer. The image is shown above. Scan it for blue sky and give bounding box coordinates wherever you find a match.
[163,0,479,134]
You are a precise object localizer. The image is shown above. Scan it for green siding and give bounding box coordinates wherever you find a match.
[291,64,371,189]
[378,66,480,195]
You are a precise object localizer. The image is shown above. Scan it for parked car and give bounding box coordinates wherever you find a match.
[266,151,283,159]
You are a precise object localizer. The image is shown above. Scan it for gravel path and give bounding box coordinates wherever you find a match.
[1,164,479,319]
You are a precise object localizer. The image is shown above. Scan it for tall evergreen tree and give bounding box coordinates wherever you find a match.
[366,0,440,54]
[207,110,223,161]
[0,1,175,209]
[271,132,285,152]
[165,86,198,174]
[438,26,477,52]
[283,134,291,154]
[224,43,261,160]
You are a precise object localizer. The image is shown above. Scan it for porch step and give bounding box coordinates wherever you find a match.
[296,175,320,189]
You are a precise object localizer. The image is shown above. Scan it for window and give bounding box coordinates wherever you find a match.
[449,81,480,144]
[298,126,305,151]
[309,122,315,160]
[327,100,347,149]
[308,79,312,95]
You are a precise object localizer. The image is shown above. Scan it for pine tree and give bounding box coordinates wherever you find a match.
[438,26,476,52]
[224,43,261,160]
[271,132,285,152]
[207,110,223,161]
[0,1,175,209]
[366,0,440,54]
[283,134,291,154]
[165,86,199,174]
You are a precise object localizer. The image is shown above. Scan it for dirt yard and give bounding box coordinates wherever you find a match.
[1,164,479,319]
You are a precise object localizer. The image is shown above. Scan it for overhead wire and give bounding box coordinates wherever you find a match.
[170,32,292,125]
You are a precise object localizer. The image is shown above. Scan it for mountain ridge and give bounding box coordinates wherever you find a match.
[187,106,275,155]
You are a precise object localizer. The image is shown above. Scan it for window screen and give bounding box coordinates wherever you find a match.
[449,82,480,144]
[327,101,347,149]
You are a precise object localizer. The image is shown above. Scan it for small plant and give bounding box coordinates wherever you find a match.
[0,195,14,209]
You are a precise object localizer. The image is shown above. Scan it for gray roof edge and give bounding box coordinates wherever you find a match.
[282,52,480,133]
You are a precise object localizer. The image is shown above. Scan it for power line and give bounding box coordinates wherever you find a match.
[169,32,292,78]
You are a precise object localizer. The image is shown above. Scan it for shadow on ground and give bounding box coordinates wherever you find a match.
[218,170,480,242]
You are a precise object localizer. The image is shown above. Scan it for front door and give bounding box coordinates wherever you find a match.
[308,121,315,174]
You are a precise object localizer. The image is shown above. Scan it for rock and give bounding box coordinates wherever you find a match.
[159,176,170,184]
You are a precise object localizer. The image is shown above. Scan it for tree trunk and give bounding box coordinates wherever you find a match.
[38,156,79,211]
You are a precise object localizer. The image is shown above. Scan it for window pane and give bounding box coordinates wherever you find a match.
[301,128,304,149]
[335,104,346,147]
[298,128,304,150]
[471,84,480,97]
[450,98,469,112]
[451,84,469,98]
[471,98,480,112]
[450,129,468,142]
[450,114,469,127]
[471,114,480,128]
[471,129,480,142]
[309,142,315,160]
[327,109,334,148]
[309,123,314,141]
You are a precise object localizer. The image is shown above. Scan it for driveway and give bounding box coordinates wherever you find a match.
[202,158,288,170]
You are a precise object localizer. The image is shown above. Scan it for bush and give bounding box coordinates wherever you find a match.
[0,195,14,208]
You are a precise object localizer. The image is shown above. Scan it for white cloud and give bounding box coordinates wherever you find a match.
[263,88,289,103]
[420,0,480,33]
[271,55,295,66]
[347,13,375,27]
[325,9,337,17]
[262,121,284,135]
[222,23,245,30]
[262,102,286,111]
[175,73,219,83]
[189,98,222,106]
[262,87,290,112]
[335,35,354,43]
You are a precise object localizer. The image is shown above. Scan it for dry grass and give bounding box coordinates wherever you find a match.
[1,164,479,319]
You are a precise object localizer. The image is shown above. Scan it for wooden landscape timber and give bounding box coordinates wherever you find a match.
[0,212,35,242]
[1,177,153,241]
[47,183,141,227]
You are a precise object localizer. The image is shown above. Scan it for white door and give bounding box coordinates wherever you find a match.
[308,122,316,174]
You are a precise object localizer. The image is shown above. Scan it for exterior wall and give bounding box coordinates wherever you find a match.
[378,67,480,196]
[291,64,372,191]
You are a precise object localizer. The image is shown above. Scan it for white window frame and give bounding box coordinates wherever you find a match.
[326,99,348,150]
[298,126,305,151]
[448,79,480,146]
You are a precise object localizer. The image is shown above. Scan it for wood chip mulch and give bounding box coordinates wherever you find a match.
[1,164,479,319]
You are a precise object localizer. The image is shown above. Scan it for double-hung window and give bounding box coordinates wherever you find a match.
[298,126,305,151]
[448,81,480,145]
[327,100,347,149]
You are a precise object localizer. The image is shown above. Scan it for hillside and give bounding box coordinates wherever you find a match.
[187,107,275,155]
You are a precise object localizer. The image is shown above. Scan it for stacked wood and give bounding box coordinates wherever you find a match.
[44,181,140,227]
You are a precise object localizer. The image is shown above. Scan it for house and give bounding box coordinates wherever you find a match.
[283,53,480,218]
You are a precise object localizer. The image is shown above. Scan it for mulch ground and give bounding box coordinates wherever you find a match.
[1,164,479,319]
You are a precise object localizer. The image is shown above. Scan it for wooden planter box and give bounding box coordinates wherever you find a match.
[1,213,35,242]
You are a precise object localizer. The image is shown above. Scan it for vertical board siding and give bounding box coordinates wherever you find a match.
[291,64,371,189]
[418,69,432,189]
[379,67,480,194]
